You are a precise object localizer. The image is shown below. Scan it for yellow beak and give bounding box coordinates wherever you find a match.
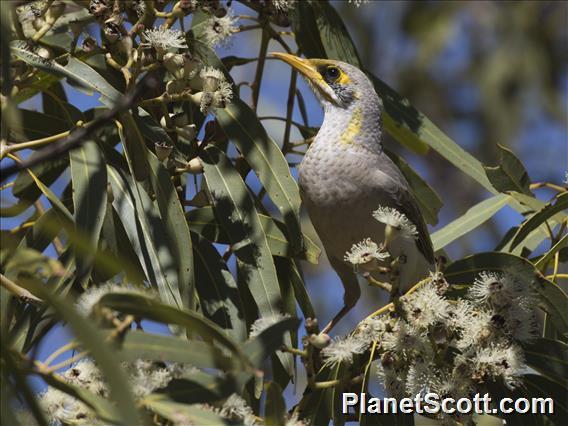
[270,52,335,103]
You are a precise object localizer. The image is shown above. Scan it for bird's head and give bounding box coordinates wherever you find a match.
[270,53,376,111]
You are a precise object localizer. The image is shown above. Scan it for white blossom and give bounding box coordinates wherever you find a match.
[286,412,307,426]
[464,344,525,389]
[322,335,367,365]
[344,238,389,270]
[372,206,418,240]
[126,360,173,398]
[401,283,450,329]
[455,308,494,350]
[348,0,369,7]
[41,387,97,425]
[271,0,297,12]
[219,394,258,425]
[381,321,430,358]
[354,315,388,345]
[250,313,290,338]
[144,27,187,51]
[202,10,238,47]
[76,283,149,316]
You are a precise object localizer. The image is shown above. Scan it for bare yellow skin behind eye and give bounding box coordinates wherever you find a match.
[336,69,351,85]
[340,106,362,145]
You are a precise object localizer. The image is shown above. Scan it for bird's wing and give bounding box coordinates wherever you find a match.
[371,157,435,265]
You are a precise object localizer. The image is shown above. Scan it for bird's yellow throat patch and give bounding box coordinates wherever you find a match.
[340,107,362,145]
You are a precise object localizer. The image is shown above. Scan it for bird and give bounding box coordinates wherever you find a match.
[270,53,435,334]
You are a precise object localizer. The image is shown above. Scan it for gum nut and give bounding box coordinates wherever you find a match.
[172,112,190,128]
[166,79,186,95]
[308,333,331,349]
[163,52,185,75]
[187,158,203,174]
[37,47,53,59]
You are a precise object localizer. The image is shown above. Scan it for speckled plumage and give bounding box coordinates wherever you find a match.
[297,60,434,309]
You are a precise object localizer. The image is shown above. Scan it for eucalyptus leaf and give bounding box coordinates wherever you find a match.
[484,144,533,196]
[187,206,321,264]
[215,98,303,255]
[192,232,247,342]
[200,145,294,377]
[70,140,107,283]
[432,193,510,251]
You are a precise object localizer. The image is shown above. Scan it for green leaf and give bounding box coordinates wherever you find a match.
[535,233,568,271]
[522,338,568,386]
[192,232,247,342]
[274,257,316,322]
[264,382,286,426]
[484,144,533,196]
[144,399,233,425]
[444,252,568,337]
[145,371,238,405]
[117,330,236,371]
[10,42,121,107]
[523,374,567,421]
[147,152,195,310]
[385,149,442,225]
[21,280,142,425]
[242,317,300,368]
[97,292,250,368]
[290,1,326,58]
[107,150,183,310]
[215,98,303,254]
[511,192,568,250]
[299,362,348,426]
[200,145,294,376]
[431,194,510,251]
[70,140,107,282]
[310,0,361,65]
[187,206,321,264]
[118,112,149,181]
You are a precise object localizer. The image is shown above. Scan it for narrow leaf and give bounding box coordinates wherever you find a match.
[188,206,321,264]
[432,194,510,251]
[484,144,533,196]
[70,140,107,282]
[192,232,247,342]
[511,192,568,250]
[215,98,303,254]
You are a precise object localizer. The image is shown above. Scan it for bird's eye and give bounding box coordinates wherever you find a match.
[325,67,340,80]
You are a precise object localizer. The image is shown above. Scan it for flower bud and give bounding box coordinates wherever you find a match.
[37,47,53,59]
[186,158,203,174]
[163,52,185,76]
[308,333,331,349]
